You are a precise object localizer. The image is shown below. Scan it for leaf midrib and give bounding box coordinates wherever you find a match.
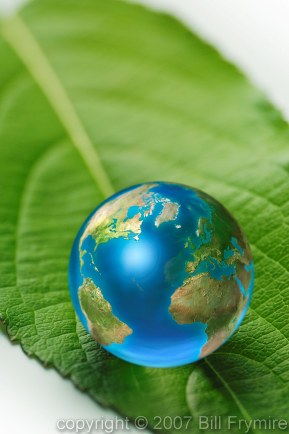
[1,13,115,199]
[203,358,261,434]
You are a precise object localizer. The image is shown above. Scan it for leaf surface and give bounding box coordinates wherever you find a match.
[0,1,288,432]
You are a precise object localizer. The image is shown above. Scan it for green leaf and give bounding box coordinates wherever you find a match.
[0,0,288,432]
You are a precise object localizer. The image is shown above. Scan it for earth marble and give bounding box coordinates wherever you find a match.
[69,182,254,367]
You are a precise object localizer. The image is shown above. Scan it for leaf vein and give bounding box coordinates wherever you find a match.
[1,13,115,199]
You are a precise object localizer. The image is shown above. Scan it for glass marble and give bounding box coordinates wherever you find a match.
[69,182,254,367]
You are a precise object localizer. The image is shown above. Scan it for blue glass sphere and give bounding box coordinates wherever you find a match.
[69,182,254,367]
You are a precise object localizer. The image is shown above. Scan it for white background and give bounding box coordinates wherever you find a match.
[1,1,289,433]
